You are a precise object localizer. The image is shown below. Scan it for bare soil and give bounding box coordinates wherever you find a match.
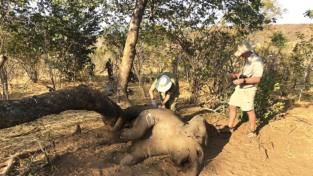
[1,76,313,176]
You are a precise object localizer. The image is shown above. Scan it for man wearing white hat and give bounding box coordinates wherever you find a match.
[221,42,264,138]
[149,72,179,111]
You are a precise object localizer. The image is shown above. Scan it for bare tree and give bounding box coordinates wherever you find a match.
[116,0,148,108]
[0,55,8,100]
[0,85,122,129]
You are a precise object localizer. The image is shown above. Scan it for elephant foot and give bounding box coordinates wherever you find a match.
[111,152,134,165]
[120,129,131,141]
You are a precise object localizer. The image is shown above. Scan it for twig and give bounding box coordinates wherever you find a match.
[290,114,313,125]
[176,103,205,111]
[37,140,51,165]
[271,113,288,121]
[1,149,41,176]
[5,127,39,139]
[204,105,225,115]
[72,124,82,135]
[294,118,313,126]
[287,127,297,135]
[205,97,214,104]
[257,137,269,160]
[19,156,57,176]
[0,162,7,168]
[0,145,51,176]
[2,157,14,176]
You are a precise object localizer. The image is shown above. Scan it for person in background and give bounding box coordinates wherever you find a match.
[220,42,264,138]
[86,60,95,81]
[101,58,113,82]
[149,72,179,111]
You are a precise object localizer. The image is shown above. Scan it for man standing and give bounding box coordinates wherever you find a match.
[105,58,113,81]
[86,60,95,81]
[149,72,179,111]
[221,42,264,138]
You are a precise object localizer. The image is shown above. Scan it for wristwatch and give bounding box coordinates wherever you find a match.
[243,78,246,84]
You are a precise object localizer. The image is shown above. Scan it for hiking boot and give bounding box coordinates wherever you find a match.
[245,129,257,138]
[219,125,234,133]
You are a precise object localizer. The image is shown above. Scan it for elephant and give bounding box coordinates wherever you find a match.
[112,107,208,176]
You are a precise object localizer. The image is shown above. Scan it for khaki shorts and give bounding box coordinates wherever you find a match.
[229,86,257,111]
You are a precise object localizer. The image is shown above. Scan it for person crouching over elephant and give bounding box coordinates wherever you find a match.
[112,108,207,176]
[149,72,179,111]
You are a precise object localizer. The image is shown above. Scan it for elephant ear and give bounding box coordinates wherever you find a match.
[185,142,204,176]
[113,105,154,131]
[185,115,208,146]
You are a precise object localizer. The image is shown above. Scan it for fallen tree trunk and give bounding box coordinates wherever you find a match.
[0,85,122,129]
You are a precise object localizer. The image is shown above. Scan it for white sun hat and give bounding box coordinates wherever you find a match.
[234,42,256,57]
[155,75,172,92]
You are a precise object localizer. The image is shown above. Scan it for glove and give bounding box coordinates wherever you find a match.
[158,105,162,108]
[226,72,232,79]
[151,100,157,107]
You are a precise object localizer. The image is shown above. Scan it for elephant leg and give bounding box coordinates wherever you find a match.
[111,152,134,165]
[120,111,156,141]
[112,138,161,166]
[113,117,126,131]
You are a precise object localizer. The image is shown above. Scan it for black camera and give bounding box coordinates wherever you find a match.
[239,75,247,79]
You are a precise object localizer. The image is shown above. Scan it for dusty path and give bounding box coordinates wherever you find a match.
[1,103,312,176]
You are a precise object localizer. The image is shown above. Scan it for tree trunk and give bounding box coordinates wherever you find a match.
[0,85,123,129]
[47,59,56,90]
[116,0,148,108]
[0,68,9,100]
[299,53,312,102]
[133,62,147,97]
[29,69,38,83]
[0,55,8,100]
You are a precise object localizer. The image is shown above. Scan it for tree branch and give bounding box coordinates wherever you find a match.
[0,85,122,129]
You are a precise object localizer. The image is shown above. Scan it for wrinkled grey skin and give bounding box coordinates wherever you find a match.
[112,107,208,176]
[113,105,153,131]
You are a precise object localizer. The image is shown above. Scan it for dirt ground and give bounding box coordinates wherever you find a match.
[0,75,313,176]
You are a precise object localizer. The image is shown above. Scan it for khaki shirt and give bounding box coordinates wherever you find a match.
[151,72,179,98]
[240,53,264,89]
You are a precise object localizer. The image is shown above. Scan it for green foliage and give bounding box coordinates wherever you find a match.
[51,165,58,172]
[261,0,287,23]
[291,28,313,101]
[21,85,28,92]
[161,27,246,103]
[222,0,265,33]
[271,31,288,48]
[254,75,284,121]
[4,0,102,82]
[304,10,313,19]
[103,27,127,61]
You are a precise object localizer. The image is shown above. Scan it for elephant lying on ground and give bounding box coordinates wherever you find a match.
[112,107,208,176]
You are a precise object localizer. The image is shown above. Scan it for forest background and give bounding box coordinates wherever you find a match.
[0,0,312,121]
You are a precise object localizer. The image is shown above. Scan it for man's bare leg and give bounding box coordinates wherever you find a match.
[228,105,237,128]
[246,109,256,131]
